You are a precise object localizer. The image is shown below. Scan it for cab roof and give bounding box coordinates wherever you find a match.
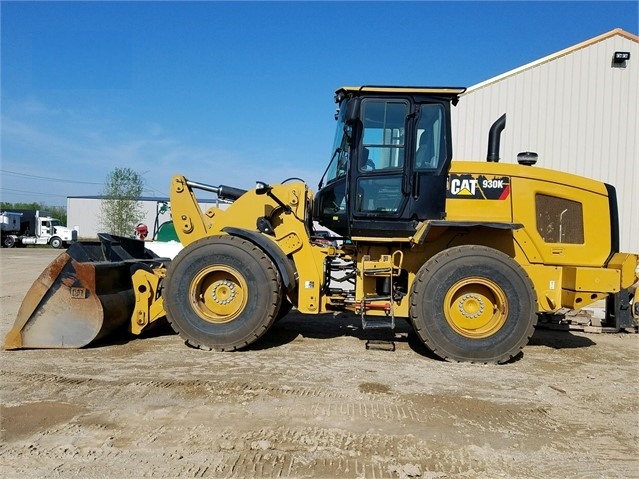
[336,85,467,99]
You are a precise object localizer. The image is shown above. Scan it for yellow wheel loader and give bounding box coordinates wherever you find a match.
[5,86,638,363]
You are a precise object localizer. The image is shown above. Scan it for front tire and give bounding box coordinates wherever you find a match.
[410,245,537,364]
[163,235,282,351]
[50,237,63,249]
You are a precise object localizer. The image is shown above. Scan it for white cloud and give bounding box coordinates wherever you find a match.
[1,99,327,205]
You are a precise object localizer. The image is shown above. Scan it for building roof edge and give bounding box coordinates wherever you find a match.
[464,28,639,95]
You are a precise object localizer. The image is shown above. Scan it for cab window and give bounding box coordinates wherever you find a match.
[415,104,446,170]
[360,100,407,171]
[325,105,351,183]
[355,177,403,214]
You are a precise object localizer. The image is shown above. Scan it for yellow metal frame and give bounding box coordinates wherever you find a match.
[127,161,638,336]
[131,268,166,335]
[169,175,327,314]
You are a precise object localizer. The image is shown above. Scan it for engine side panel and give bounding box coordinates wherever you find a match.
[446,161,613,267]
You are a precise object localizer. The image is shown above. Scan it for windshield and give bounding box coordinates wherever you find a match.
[51,219,61,227]
[321,100,351,186]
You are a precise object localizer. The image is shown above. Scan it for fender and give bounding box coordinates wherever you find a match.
[222,227,298,292]
[414,220,523,245]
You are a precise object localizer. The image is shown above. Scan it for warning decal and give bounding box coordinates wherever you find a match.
[446,174,511,200]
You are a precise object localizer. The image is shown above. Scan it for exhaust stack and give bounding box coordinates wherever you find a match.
[487,114,506,162]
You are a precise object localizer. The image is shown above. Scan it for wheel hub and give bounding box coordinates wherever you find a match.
[457,294,485,318]
[444,278,508,339]
[210,279,237,305]
[189,265,248,324]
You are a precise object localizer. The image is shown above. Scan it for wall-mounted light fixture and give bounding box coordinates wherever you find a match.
[612,51,630,68]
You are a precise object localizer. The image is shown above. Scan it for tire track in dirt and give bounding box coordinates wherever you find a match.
[309,401,423,423]
[184,426,506,478]
[0,369,350,402]
[2,385,635,479]
[1,368,597,452]
[1,367,532,477]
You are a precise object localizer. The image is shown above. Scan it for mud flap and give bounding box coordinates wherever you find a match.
[4,234,168,349]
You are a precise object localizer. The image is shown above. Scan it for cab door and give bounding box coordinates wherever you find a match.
[349,99,452,237]
[406,102,451,221]
[349,99,412,237]
[39,220,50,237]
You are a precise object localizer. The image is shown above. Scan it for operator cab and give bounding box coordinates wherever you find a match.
[314,86,465,238]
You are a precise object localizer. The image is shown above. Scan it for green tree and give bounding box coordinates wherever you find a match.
[99,167,145,236]
[46,206,68,226]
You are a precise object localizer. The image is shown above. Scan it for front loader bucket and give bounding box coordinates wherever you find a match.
[4,234,165,349]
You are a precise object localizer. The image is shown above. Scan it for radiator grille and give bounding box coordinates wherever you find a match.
[535,194,584,244]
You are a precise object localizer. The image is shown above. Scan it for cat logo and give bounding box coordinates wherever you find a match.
[450,178,478,196]
[447,174,511,200]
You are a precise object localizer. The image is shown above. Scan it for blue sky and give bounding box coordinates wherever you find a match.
[2,1,638,207]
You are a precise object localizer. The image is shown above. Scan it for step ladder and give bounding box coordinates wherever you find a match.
[357,251,403,331]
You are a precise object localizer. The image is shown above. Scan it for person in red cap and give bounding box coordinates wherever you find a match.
[135,223,148,240]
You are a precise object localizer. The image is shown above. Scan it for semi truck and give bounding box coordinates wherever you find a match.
[0,210,77,248]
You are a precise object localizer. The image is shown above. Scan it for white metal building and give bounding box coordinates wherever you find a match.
[67,196,221,239]
[451,28,638,252]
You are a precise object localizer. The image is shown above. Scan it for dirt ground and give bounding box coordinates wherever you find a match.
[1,248,638,479]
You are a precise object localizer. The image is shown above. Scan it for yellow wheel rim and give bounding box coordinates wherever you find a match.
[443,277,508,338]
[189,265,248,324]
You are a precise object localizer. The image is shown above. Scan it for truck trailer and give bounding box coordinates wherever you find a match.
[0,210,77,249]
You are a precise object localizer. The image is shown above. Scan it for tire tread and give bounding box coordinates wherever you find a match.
[410,245,538,364]
[163,235,282,351]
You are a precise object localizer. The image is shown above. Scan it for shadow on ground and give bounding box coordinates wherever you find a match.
[528,327,597,349]
[88,311,597,359]
[253,312,445,362]
[255,312,598,360]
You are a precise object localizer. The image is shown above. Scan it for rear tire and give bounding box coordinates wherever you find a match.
[410,245,537,364]
[163,235,282,351]
[3,236,15,248]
